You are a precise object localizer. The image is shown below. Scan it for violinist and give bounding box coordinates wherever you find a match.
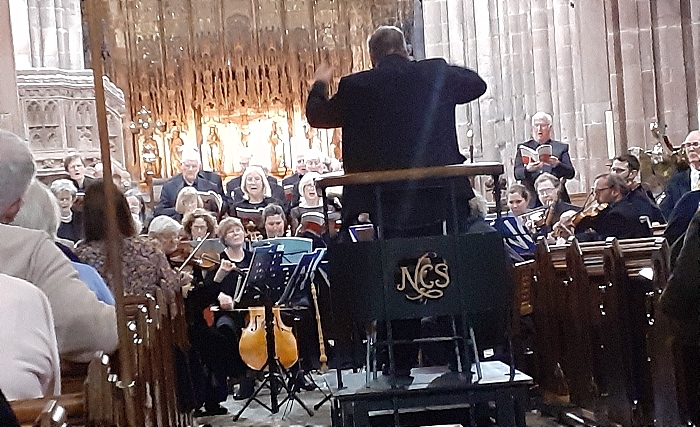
[610,154,665,225]
[202,217,255,400]
[147,215,183,261]
[182,208,218,241]
[532,172,578,238]
[565,173,652,241]
[492,184,536,258]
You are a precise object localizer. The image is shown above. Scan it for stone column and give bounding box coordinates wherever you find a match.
[0,0,24,135]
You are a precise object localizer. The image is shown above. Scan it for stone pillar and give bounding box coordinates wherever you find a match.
[0,0,24,135]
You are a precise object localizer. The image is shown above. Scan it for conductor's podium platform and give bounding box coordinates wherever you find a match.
[316,164,522,423]
[324,361,532,427]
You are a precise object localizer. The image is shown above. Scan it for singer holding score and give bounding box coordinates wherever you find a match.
[514,112,576,207]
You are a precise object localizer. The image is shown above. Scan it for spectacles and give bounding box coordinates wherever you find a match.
[593,186,612,194]
[537,187,556,196]
[682,141,700,149]
[610,167,629,174]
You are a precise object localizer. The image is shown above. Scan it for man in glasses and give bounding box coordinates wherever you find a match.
[660,130,700,219]
[514,112,576,207]
[609,154,665,224]
[574,173,652,241]
[662,131,700,245]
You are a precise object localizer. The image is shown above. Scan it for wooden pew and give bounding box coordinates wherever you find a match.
[533,238,571,397]
[510,260,536,377]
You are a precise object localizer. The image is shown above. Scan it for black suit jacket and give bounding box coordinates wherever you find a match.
[627,184,665,225]
[306,55,486,229]
[154,174,221,218]
[664,190,700,246]
[575,198,652,241]
[513,139,575,206]
[659,168,691,219]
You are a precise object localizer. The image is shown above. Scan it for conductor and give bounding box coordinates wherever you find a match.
[306,25,487,237]
[305,26,487,377]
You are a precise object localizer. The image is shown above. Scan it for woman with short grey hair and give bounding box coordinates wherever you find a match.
[49,179,82,242]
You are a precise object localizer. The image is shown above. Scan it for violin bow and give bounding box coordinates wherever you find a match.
[176,232,211,273]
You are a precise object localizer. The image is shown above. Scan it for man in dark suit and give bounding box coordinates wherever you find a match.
[306,25,487,236]
[154,148,223,218]
[664,190,700,247]
[659,130,700,219]
[575,173,652,241]
[514,112,576,207]
[305,26,487,378]
[609,154,665,224]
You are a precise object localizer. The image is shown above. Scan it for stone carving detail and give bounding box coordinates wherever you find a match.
[16,69,127,176]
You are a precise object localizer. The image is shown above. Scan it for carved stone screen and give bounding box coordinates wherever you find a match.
[97,0,414,179]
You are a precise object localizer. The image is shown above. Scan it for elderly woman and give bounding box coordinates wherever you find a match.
[289,172,336,246]
[228,165,284,233]
[182,208,217,241]
[74,181,187,298]
[147,215,183,259]
[49,179,83,242]
[173,186,203,222]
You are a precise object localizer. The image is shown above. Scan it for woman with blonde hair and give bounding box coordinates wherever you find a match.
[228,165,284,234]
[174,186,203,222]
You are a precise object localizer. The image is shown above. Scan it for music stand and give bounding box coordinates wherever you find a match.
[232,245,316,420]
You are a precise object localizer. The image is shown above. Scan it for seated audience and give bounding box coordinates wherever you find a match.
[182,208,218,241]
[125,189,150,232]
[609,154,665,224]
[49,179,83,242]
[154,148,222,217]
[75,181,186,298]
[64,154,97,192]
[659,130,700,218]
[570,173,652,241]
[0,273,60,400]
[12,180,115,306]
[0,130,117,360]
[262,204,288,238]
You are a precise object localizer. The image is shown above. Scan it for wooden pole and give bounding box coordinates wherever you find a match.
[85,1,138,425]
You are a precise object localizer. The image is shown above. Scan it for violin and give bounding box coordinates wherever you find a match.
[238,306,299,370]
[571,202,609,226]
[171,233,229,273]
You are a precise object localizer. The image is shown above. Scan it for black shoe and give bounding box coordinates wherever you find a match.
[194,403,228,417]
[234,377,255,400]
[296,375,317,392]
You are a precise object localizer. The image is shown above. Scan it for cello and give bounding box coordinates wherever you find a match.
[239,306,299,371]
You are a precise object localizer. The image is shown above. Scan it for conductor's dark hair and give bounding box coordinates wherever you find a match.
[83,180,136,241]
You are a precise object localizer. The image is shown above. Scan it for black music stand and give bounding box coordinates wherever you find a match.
[232,245,314,421]
[274,249,332,415]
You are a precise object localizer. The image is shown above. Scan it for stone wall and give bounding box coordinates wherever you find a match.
[16,69,126,176]
[423,0,700,192]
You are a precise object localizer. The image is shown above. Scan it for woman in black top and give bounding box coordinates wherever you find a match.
[229,166,285,235]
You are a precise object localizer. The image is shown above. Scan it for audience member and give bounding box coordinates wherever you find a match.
[49,179,83,242]
[75,181,186,298]
[0,129,117,360]
[660,130,700,219]
[64,154,97,192]
[124,188,150,231]
[0,273,60,400]
[514,112,576,207]
[12,180,115,306]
